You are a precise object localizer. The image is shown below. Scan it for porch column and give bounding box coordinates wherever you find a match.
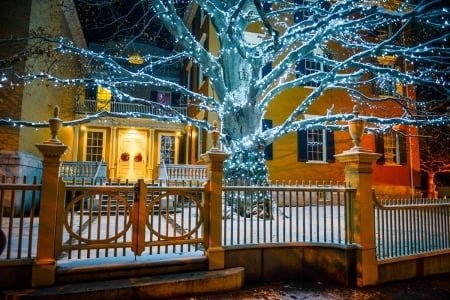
[335,106,381,287]
[201,121,229,270]
[32,107,69,287]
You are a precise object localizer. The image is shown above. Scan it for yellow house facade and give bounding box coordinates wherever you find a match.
[183,1,421,198]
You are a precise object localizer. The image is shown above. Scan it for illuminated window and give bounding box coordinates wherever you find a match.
[159,134,178,164]
[86,84,111,111]
[372,64,403,96]
[85,129,105,162]
[375,131,407,165]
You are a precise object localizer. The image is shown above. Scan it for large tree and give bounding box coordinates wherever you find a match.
[1,0,449,183]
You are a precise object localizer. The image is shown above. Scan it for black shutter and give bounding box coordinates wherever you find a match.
[296,60,305,79]
[398,134,407,165]
[326,130,335,163]
[172,92,180,106]
[262,119,273,160]
[297,129,308,162]
[178,134,186,164]
[375,134,385,165]
[87,84,97,99]
[262,62,272,77]
[150,91,157,102]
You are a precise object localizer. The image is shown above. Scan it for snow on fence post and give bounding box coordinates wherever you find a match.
[335,106,381,287]
[201,120,229,270]
[32,106,69,287]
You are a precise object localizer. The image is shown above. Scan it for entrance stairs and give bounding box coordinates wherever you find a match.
[1,256,244,299]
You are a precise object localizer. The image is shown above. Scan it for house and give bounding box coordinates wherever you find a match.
[182,1,421,198]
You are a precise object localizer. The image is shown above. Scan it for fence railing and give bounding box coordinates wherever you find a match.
[60,161,107,185]
[55,179,205,261]
[3,175,450,264]
[222,180,356,246]
[158,163,208,182]
[374,193,450,260]
[75,99,187,117]
[0,176,41,260]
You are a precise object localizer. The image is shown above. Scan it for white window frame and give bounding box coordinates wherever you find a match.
[306,128,327,162]
[158,133,179,165]
[304,114,328,163]
[383,132,401,165]
[83,128,106,162]
[373,64,403,96]
[300,47,326,88]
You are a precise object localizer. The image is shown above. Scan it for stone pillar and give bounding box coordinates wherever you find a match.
[201,121,229,270]
[32,107,69,287]
[335,106,381,287]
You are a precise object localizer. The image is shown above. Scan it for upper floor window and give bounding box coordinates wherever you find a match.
[86,84,112,111]
[296,58,329,87]
[375,131,407,165]
[372,62,403,96]
[297,128,335,163]
[294,0,331,23]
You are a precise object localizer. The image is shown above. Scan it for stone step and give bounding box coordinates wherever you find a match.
[1,267,245,299]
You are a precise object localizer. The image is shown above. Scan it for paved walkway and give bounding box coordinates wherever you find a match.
[174,273,450,300]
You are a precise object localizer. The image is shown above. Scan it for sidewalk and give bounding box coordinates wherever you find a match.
[175,273,450,300]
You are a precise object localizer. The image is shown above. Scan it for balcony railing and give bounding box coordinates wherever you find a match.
[75,99,187,117]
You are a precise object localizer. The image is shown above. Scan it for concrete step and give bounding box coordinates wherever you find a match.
[1,267,245,299]
[55,255,209,284]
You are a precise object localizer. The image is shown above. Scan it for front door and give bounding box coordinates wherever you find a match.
[117,130,147,180]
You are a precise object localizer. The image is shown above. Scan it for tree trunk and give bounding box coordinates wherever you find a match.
[221,102,266,182]
[427,172,437,199]
[221,103,272,218]
[223,146,268,183]
[223,147,273,219]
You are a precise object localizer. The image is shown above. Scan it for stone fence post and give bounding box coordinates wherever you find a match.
[201,121,229,270]
[32,106,69,287]
[335,106,381,287]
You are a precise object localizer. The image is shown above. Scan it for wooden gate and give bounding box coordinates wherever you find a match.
[55,179,206,261]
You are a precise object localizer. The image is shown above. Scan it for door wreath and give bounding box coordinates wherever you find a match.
[134,152,143,162]
[121,152,130,161]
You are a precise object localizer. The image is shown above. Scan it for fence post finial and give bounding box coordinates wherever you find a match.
[211,120,220,150]
[47,105,63,144]
[348,105,366,151]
